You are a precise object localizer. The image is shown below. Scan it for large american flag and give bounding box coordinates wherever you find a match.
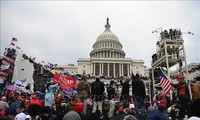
[159,68,172,94]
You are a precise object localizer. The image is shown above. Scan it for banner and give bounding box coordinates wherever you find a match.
[14,80,27,92]
[54,72,76,90]
[62,87,76,98]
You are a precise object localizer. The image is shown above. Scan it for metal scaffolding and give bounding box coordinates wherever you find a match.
[151,28,190,100]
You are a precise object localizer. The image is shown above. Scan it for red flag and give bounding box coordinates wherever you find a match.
[54,72,76,90]
[54,72,61,83]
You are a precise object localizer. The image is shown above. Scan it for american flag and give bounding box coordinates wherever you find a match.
[159,68,172,94]
[0,53,15,80]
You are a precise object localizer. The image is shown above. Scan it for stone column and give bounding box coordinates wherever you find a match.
[91,63,93,76]
[106,51,107,57]
[127,63,129,76]
[119,63,121,76]
[99,63,101,75]
[102,63,104,75]
[113,63,115,77]
[122,63,124,76]
[108,63,110,77]
[94,63,96,76]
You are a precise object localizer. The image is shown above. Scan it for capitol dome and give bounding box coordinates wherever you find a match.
[90,18,126,58]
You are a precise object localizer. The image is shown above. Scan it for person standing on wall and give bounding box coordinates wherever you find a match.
[132,74,146,120]
[91,76,105,114]
[120,77,130,104]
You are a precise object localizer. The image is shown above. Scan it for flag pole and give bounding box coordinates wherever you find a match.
[56,85,60,94]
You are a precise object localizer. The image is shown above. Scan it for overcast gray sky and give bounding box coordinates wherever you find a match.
[1,1,199,68]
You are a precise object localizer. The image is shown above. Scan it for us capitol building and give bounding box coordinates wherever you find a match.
[59,18,149,78]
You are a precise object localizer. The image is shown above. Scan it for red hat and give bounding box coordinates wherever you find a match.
[17,96,23,101]
[31,94,37,99]
[159,103,166,109]
[75,98,79,103]
[118,107,123,112]
[177,75,183,81]
[74,102,84,113]
[0,111,5,116]
[160,99,165,104]
[27,99,42,109]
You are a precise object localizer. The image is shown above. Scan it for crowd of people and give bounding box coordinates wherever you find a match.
[0,74,200,120]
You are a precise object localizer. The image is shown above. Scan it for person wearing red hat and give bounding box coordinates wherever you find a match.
[74,102,87,120]
[27,98,43,118]
[177,75,183,81]
[171,75,192,119]
[74,102,84,113]
[115,107,125,120]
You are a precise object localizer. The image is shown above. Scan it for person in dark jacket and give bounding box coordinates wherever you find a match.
[171,75,192,118]
[39,106,57,120]
[132,74,146,119]
[91,76,105,114]
[120,77,130,103]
